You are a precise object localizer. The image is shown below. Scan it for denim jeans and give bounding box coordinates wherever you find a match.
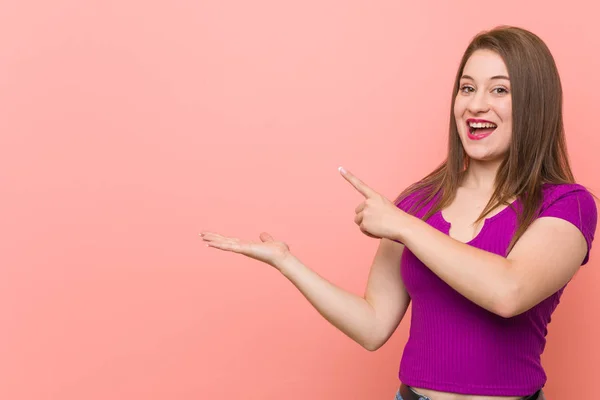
[394,389,430,400]
[394,388,544,400]
[394,389,432,400]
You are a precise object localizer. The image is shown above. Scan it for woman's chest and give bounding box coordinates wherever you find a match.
[400,208,518,296]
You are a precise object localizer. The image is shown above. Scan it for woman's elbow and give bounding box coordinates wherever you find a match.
[491,285,528,318]
[360,332,391,351]
[362,339,384,352]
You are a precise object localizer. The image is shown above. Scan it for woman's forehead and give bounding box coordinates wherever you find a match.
[462,50,509,81]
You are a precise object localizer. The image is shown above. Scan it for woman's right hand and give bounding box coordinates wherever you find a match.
[200,231,292,269]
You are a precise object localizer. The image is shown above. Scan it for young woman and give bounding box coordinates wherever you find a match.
[201,26,597,400]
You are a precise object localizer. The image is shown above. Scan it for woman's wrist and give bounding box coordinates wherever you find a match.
[386,210,413,243]
[273,251,299,275]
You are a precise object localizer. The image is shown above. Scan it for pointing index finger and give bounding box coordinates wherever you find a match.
[339,166,376,198]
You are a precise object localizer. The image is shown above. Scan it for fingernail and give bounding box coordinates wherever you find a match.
[338,166,346,174]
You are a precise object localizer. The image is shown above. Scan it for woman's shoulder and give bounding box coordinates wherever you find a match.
[538,182,598,221]
[540,182,596,204]
[538,182,598,265]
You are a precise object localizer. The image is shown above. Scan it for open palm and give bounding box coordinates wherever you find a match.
[200,231,291,268]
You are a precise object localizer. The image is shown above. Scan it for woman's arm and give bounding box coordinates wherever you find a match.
[394,214,586,318]
[278,238,410,350]
[202,230,410,351]
[337,167,593,319]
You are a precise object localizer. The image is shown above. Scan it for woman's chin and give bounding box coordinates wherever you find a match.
[464,148,506,163]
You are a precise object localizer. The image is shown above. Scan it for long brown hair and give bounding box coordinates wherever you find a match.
[395,26,575,254]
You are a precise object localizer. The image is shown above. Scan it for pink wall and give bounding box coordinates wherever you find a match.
[1,1,598,399]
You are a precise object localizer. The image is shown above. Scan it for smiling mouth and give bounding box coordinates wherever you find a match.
[468,122,498,134]
[468,121,497,134]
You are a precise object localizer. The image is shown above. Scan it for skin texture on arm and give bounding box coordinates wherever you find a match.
[395,213,586,318]
[338,167,588,318]
[279,238,410,350]
[201,231,410,350]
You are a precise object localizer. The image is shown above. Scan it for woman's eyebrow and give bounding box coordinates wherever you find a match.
[460,74,511,81]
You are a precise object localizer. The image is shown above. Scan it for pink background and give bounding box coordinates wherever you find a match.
[1,0,598,399]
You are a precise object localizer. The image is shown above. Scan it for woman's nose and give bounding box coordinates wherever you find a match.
[467,92,490,114]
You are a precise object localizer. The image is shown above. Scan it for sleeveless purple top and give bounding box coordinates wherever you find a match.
[396,183,597,396]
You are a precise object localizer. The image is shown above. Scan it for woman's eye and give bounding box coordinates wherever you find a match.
[493,87,509,94]
[460,85,474,93]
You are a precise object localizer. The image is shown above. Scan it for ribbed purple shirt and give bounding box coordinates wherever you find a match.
[396,183,597,396]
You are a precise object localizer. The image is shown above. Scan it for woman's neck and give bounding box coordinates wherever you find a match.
[461,159,502,192]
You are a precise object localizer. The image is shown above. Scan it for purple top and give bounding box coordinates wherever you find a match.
[396,183,597,396]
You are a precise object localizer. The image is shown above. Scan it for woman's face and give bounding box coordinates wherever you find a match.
[454,49,513,163]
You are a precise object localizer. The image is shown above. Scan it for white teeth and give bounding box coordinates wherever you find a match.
[469,122,497,129]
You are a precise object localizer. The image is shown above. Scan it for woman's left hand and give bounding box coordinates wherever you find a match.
[339,166,408,240]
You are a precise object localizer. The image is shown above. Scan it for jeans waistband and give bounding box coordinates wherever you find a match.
[397,383,544,400]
